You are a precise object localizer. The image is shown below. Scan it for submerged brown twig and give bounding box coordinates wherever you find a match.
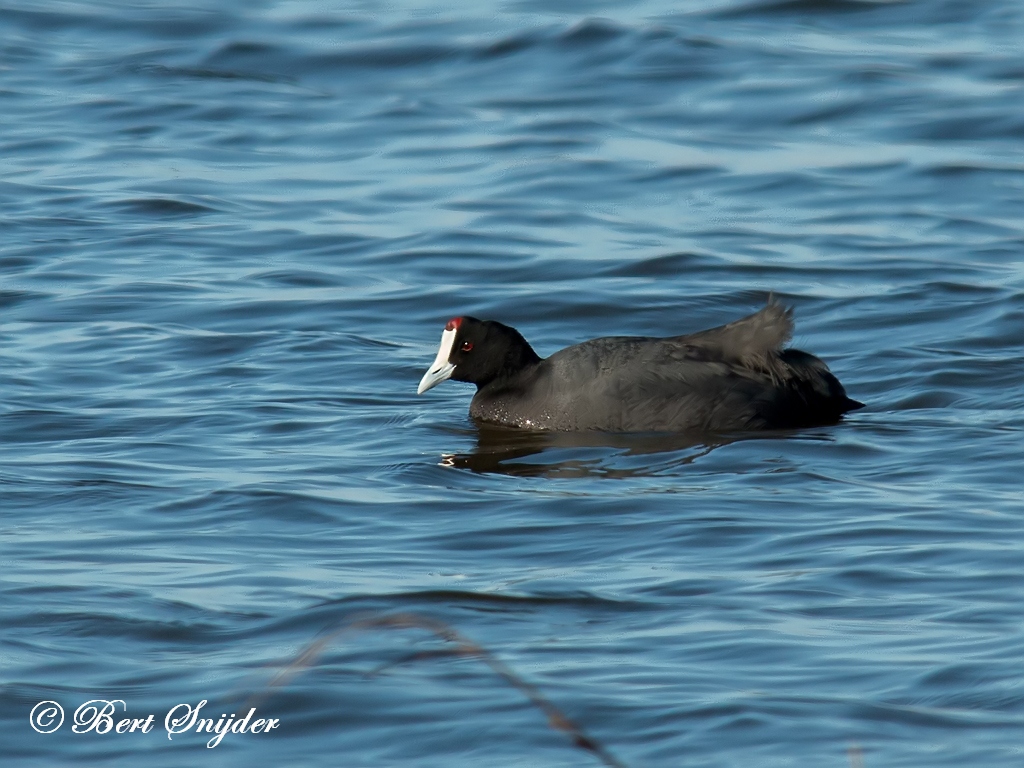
[247,611,628,768]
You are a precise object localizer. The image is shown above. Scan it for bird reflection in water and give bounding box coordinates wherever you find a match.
[439,425,739,477]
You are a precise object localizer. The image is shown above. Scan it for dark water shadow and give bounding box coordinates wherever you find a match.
[441,424,739,478]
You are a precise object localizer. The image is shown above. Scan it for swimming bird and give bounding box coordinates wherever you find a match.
[417,301,863,432]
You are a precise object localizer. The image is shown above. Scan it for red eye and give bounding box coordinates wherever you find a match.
[461,341,473,352]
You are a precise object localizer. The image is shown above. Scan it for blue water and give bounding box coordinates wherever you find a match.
[3,1,1023,765]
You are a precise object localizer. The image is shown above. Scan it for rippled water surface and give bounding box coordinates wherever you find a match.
[3,1,1024,765]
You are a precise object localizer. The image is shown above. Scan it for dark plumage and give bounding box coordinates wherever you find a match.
[417,302,863,433]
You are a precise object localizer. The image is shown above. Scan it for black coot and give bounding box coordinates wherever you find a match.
[418,301,863,432]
